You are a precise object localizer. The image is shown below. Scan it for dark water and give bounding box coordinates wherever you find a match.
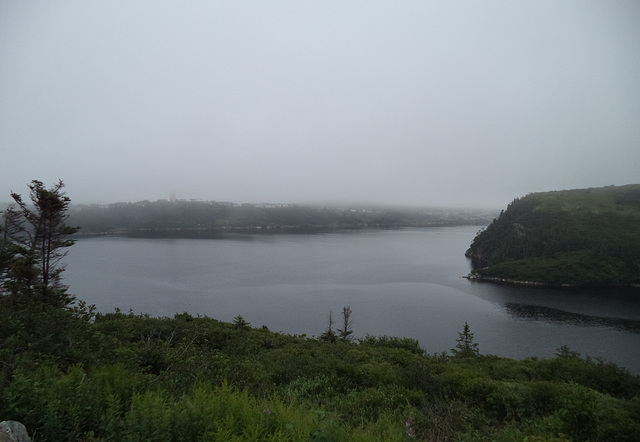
[63,226,640,373]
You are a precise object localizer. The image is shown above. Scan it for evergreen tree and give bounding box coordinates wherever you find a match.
[451,321,479,358]
[1,180,79,304]
[0,180,95,364]
[233,315,251,329]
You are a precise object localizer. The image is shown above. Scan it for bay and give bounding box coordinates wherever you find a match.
[63,226,640,373]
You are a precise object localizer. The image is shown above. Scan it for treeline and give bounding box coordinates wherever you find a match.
[68,200,494,237]
[466,185,640,286]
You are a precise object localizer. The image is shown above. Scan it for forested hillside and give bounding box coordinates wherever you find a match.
[68,201,493,237]
[465,185,640,286]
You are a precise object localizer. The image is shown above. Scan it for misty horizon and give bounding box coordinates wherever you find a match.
[5,182,638,213]
[2,2,639,209]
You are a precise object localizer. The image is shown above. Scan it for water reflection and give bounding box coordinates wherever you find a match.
[504,303,640,333]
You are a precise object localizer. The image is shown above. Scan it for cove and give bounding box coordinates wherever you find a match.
[63,226,640,374]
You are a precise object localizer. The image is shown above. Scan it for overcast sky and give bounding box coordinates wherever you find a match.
[1,1,639,208]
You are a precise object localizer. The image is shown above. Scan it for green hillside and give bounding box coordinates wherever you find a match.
[465,185,640,286]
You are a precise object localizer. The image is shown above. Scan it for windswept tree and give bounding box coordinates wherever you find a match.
[1,180,79,303]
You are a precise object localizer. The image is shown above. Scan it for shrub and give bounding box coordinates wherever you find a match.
[358,335,425,356]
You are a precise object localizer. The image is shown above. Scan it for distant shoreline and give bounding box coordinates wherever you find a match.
[74,222,488,238]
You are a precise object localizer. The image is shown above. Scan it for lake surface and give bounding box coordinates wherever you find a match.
[63,226,640,374]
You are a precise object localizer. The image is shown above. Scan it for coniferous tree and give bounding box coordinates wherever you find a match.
[451,321,479,358]
[0,181,95,364]
[1,180,79,304]
[233,314,251,329]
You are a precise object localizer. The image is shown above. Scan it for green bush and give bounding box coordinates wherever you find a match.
[358,335,425,356]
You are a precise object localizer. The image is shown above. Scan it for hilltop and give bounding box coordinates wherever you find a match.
[465,184,640,287]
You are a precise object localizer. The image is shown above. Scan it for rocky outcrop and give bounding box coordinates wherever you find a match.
[0,422,31,442]
[464,246,488,268]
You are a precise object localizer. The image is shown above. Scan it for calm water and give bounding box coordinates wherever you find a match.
[63,226,640,373]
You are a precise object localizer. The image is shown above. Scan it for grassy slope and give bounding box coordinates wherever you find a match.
[466,184,640,286]
[1,306,640,441]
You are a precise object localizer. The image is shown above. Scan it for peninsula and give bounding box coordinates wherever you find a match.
[465,184,640,287]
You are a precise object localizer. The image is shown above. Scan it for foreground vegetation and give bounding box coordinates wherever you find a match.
[2,181,640,440]
[2,304,640,441]
[466,184,640,287]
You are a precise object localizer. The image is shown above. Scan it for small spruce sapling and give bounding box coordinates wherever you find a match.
[451,321,479,358]
[233,314,250,329]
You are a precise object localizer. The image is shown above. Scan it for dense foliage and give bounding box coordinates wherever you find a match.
[1,307,639,441]
[68,200,493,237]
[465,185,640,286]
